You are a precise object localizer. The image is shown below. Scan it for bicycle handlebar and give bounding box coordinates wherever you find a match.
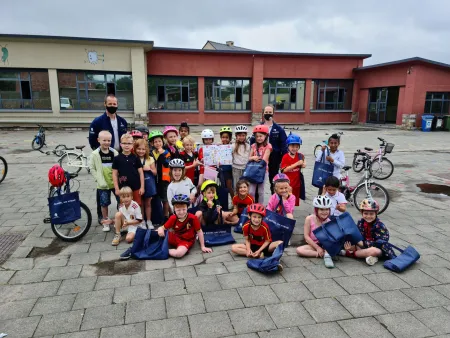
[377,137,386,142]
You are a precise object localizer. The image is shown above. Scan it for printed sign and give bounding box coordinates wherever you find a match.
[203,145,233,166]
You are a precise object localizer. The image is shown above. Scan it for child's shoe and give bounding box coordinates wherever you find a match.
[112,233,121,246]
[366,256,378,266]
[120,247,132,260]
[277,264,283,272]
[147,220,154,230]
[324,254,335,269]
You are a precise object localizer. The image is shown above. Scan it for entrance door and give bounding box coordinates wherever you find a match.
[368,88,388,123]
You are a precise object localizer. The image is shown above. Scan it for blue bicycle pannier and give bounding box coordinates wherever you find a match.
[241,160,266,184]
[143,171,157,198]
[383,243,420,272]
[131,228,169,260]
[48,191,81,225]
[247,244,284,273]
[312,149,334,188]
[202,211,235,246]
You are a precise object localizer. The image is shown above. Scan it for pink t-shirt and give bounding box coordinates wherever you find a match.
[266,194,295,215]
[251,143,272,171]
[309,214,330,243]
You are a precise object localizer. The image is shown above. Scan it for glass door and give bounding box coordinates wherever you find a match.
[368,88,389,123]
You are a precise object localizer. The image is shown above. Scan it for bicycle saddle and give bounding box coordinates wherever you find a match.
[342,166,351,171]
[364,147,373,151]
[75,145,86,150]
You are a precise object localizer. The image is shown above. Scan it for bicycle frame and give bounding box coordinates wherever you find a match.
[59,150,89,168]
[342,156,375,202]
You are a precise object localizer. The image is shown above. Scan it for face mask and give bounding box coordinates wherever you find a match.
[106,106,118,114]
[264,114,273,121]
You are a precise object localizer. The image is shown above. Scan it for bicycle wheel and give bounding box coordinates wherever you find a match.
[59,153,82,174]
[32,136,44,150]
[54,144,67,157]
[353,182,390,215]
[313,145,322,158]
[370,157,394,180]
[352,155,365,173]
[51,201,92,241]
[0,156,7,184]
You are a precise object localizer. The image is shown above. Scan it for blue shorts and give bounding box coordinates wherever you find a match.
[98,189,114,207]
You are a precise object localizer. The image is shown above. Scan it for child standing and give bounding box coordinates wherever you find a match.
[112,133,144,206]
[322,176,347,218]
[281,134,305,206]
[177,121,190,150]
[180,135,199,185]
[89,130,119,231]
[230,179,254,219]
[296,195,335,268]
[167,159,197,213]
[219,126,234,202]
[197,129,215,190]
[266,174,295,219]
[158,194,212,258]
[248,125,272,204]
[163,126,181,158]
[231,203,283,259]
[315,133,345,185]
[134,139,157,229]
[232,125,250,186]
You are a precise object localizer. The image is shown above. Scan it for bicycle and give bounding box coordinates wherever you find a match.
[41,144,70,157]
[44,172,92,241]
[58,145,91,175]
[340,152,390,214]
[32,124,47,150]
[352,137,395,180]
[0,156,7,184]
[313,132,344,157]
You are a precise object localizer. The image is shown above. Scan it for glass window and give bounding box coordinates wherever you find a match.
[424,92,450,115]
[312,80,353,110]
[263,80,305,110]
[58,72,133,110]
[205,78,251,110]
[148,77,198,110]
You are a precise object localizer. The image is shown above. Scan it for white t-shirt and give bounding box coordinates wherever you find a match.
[119,201,145,229]
[110,117,120,150]
[325,191,348,217]
[315,149,345,178]
[167,178,197,212]
[232,143,251,169]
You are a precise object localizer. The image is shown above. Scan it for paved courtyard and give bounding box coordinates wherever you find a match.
[0,125,449,338]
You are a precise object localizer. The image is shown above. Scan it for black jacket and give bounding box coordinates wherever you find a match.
[88,113,128,150]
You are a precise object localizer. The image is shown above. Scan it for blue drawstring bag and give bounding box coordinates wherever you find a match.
[48,188,81,225]
[131,228,169,260]
[143,171,157,198]
[383,243,420,272]
[234,207,249,234]
[241,160,266,184]
[247,244,284,273]
[312,149,334,188]
[202,211,235,246]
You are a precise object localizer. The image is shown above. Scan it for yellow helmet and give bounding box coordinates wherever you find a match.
[219,126,232,135]
[201,179,218,201]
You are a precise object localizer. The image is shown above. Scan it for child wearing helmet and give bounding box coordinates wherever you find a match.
[130,130,143,141]
[341,199,395,265]
[135,125,149,140]
[281,133,305,206]
[167,159,197,213]
[266,174,295,219]
[163,126,181,158]
[158,194,212,258]
[231,203,283,259]
[219,126,234,202]
[232,125,250,189]
[197,129,215,190]
[296,195,335,268]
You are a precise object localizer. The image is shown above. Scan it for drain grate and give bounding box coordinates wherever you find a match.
[0,233,25,265]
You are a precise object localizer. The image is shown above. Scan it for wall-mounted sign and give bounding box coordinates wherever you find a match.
[85,49,105,65]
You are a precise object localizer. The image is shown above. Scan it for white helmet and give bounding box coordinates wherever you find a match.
[169,158,185,168]
[201,129,214,139]
[313,195,332,209]
[234,125,248,134]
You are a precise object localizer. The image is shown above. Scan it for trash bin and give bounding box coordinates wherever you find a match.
[443,115,450,131]
[421,115,434,132]
[431,115,444,131]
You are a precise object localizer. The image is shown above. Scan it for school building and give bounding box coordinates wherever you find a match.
[1,34,450,128]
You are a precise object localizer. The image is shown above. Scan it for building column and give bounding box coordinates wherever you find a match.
[403,67,418,127]
[48,69,60,116]
[198,77,205,125]
[351,78,360,124]
[251,56,264,124]
[304,79,312,124]
[131,47,148,124]
[396,86,406,125]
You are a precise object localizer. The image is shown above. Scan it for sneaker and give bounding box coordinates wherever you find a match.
[366,256,379,266]
[120,247,132,260]
[324,255,335,269]
[112,233,121,246]
[147,221,154,230]
[277,264,283,272]
[339,250,347,256]
[102,224,111,232]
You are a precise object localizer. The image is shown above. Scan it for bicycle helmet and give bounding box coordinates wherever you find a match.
[234,125,248,134]
[201,179,218,192]
[148,130,163,141]
[48,165,66,187]
[135,125,149,135]
[130,130,143,138]
[253,125,269,134]
[171,194,190,206]
[248,203,266,217]
[201,129,214,139]
[313,195,332,209]
[286,133,302,146]
[219,126,232,135]
[359,199,380,213]
[163,126,178,136]
[169,158,185,168]
[273,173,290,184]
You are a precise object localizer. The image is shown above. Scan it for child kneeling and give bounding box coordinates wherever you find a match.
[158,194,212,258]
[266,173,295,219]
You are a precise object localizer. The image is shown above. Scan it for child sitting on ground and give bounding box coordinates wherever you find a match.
[341,199,395,265]
[231,203,283,259]
[158,194,212,257]
[167,159,197,213]
[229,179,254,219]
[322,176,347,218]
[296,195,335,268]
[266,173,295,219]
[281,133,305,206]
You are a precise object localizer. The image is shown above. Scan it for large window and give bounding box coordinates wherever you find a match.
[263,80,305,110]
[311,80,353,110]
[424,92,450,115]
[148,77,198,110]
[205,79,251,110]
[58,72,133,110]
[0,71,51,109]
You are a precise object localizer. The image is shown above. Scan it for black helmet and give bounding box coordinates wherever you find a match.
[135,125,149,134]
[171,194,190,206]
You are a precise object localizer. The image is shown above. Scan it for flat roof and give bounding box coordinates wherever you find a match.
[354,57,450,71]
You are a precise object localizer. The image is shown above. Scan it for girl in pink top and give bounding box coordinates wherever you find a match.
[266,173,295,219]
[296,195,335,268]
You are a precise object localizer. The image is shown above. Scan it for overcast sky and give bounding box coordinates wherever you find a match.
[1,0,449,65]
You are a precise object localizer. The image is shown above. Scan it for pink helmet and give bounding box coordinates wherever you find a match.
[163,126,179,137]
[130,130,143,138]
[273,173,290,184]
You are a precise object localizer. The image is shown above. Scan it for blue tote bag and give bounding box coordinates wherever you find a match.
[383,243,420,272]
[143,171,157,198]
[131,228,169,260]
[48,189,81,225]
[241,160,266,184]
[312,149,334,188]
[234,207,249,234]
[247,244,284,273]
[202,211,236,246]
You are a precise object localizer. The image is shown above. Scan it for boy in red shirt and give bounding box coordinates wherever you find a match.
[281,134,305,206]
[158,194,212,258]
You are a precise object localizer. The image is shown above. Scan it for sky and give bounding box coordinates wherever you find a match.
[1,0,449,65]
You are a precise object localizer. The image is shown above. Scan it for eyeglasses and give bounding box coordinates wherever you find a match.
[121,142,133,145]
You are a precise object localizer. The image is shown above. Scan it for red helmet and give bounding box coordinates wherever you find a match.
[248,203,266,217]
[48,165,66,187]
[130,130,143,138]
[253,125,269,134]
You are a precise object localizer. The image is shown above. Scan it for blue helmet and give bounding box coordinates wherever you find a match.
[286,133,302,146]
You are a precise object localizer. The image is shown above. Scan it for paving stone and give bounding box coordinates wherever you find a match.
[369,290,422,313]
[266,302,315,328]
[21,236,53,248]
[205,252,234,264]
[0,270,14,284]
[100,322,145,338]
[44,265,82,281]
[2,257,34,270]
[228,306,276,334]
[338,317,394,338]
[247,269,286,285]
[271,281,315,302]
[334,275,380,294]
[281,255,315,267]
[303,298,352,323]
[258,327,304,337]
[411,307,450,335]
[189,311,235,338]
[10,246,33,258]
[145,257,176,270]
[113,283,150,303]
[185,275,222,293]
[59,243,91,255]
[377,312,435,338]
[174,253,204,267]
[195,262,228,276]
[0,298,36,320]
[237,285,280,307]
[8,268,48,284]
[203,289,245,312]
[130,270,164,285]
[151,279,187,298]
[364,272,411,290]
[223,260,249,272]
[88,241,118,253]
[164,266,197,281]
[217,271,254,289]
[125,298,166,324]
[81,303,125,330]
[300,322,349,338]
[58,276,97,295]
[54,329,100,338]
[0,316,41,338]
[68,252,100,265]
[336,294,387,317]
[402,286,450,308]
[95,274,131,290]
[0,280,60,302]
[281,266,317,282]
[166,293,205,317]
[421,267,450,283]
[72,288,114,309]
[145,316,190,338]
[419,254,450,268]
[99,250,120,262]
[34,309,84,336]
[224,334,258,338]
[306,265,346,279]
[303,279,348,298]
[395,269,440,287]
[34,255,69,269]
[434,284,450,298]
[31,293,76,315]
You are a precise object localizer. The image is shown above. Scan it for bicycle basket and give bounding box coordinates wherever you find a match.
[384,143,395,154]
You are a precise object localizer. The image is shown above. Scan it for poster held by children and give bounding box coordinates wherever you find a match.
[203,145,233,166]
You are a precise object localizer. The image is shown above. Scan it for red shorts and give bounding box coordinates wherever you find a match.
[132,190,142,206]
[168,231,195,250]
